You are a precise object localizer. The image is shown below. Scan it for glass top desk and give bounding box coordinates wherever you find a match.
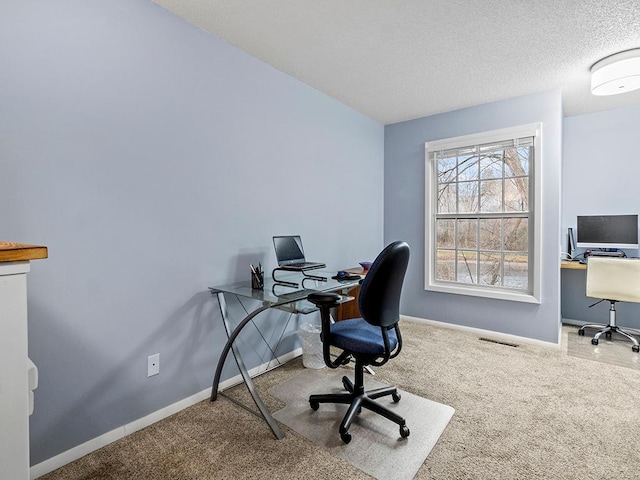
[208,271,362,439]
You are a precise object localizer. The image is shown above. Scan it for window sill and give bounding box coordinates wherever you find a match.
[425,282,541,304]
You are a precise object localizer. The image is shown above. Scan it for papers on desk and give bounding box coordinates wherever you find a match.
[343,267,368,276]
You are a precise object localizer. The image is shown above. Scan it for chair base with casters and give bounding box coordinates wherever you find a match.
[309,354,409,444]
[578,299,640,352]
[306,241,411,444]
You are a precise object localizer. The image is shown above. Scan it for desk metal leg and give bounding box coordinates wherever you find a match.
[210,291,285,440]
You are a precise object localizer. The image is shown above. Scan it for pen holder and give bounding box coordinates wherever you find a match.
[251,270,264,290]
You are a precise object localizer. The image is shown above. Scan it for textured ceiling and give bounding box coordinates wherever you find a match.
[152,0,640,125]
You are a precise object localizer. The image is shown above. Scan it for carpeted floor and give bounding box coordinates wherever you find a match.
[40,320,640,480]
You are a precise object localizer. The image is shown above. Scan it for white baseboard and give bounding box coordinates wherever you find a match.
[401,315,561,350]
[30,348,302,479]
[561,317,587,327]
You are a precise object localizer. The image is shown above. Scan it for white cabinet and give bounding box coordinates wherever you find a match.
[0,243,47,480]
[0,262,32,480]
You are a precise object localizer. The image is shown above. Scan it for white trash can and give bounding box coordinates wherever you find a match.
[299,323,325,369]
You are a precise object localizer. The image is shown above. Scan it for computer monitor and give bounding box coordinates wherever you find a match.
[576,214,639,249]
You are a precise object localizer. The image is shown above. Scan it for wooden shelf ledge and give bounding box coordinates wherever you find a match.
[0,242,48,263]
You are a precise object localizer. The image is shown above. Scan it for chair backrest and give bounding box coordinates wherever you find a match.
[358,241,410,328]
[586,257,640,303]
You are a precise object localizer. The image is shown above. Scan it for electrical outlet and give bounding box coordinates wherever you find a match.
[147,353,160,377]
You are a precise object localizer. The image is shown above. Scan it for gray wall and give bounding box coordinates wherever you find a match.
[0,0,384,465]
[561,104,640,328]
[384,90,563,343]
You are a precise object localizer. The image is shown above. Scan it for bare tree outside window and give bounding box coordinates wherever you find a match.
[431,137,533,293]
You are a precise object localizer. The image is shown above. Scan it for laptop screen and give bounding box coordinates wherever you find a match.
[273,236,305,265]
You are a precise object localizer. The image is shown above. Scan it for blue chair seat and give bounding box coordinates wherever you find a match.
[329,317,397,355]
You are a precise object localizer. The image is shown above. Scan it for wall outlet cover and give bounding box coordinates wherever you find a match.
[147,353,160,377]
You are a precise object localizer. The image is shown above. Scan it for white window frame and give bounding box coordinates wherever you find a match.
[424,123,542,304]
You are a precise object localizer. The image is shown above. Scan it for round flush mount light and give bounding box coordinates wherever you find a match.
[591,48,640,96]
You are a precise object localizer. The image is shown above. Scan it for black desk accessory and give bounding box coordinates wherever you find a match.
[250,263,264,290]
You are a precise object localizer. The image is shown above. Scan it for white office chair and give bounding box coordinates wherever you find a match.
[578,257,640,352]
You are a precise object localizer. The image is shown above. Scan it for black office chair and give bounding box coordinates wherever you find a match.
[307,241,410,443]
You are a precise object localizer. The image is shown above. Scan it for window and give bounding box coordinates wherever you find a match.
[425,124,541,303]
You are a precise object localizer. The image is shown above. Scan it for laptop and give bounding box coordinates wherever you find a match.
[273,235,326,270]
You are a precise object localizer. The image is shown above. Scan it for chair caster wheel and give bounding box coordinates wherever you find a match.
[633,345,639,353]
[605,332,612,339]
[392,392,401,403]
[578,329,585,336]
[591,338,599,346]
[310,400,319,411]
[340,432,352,444]
[400,425,410,438]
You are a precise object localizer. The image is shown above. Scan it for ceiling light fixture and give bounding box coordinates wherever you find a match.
[591,48,640,96]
